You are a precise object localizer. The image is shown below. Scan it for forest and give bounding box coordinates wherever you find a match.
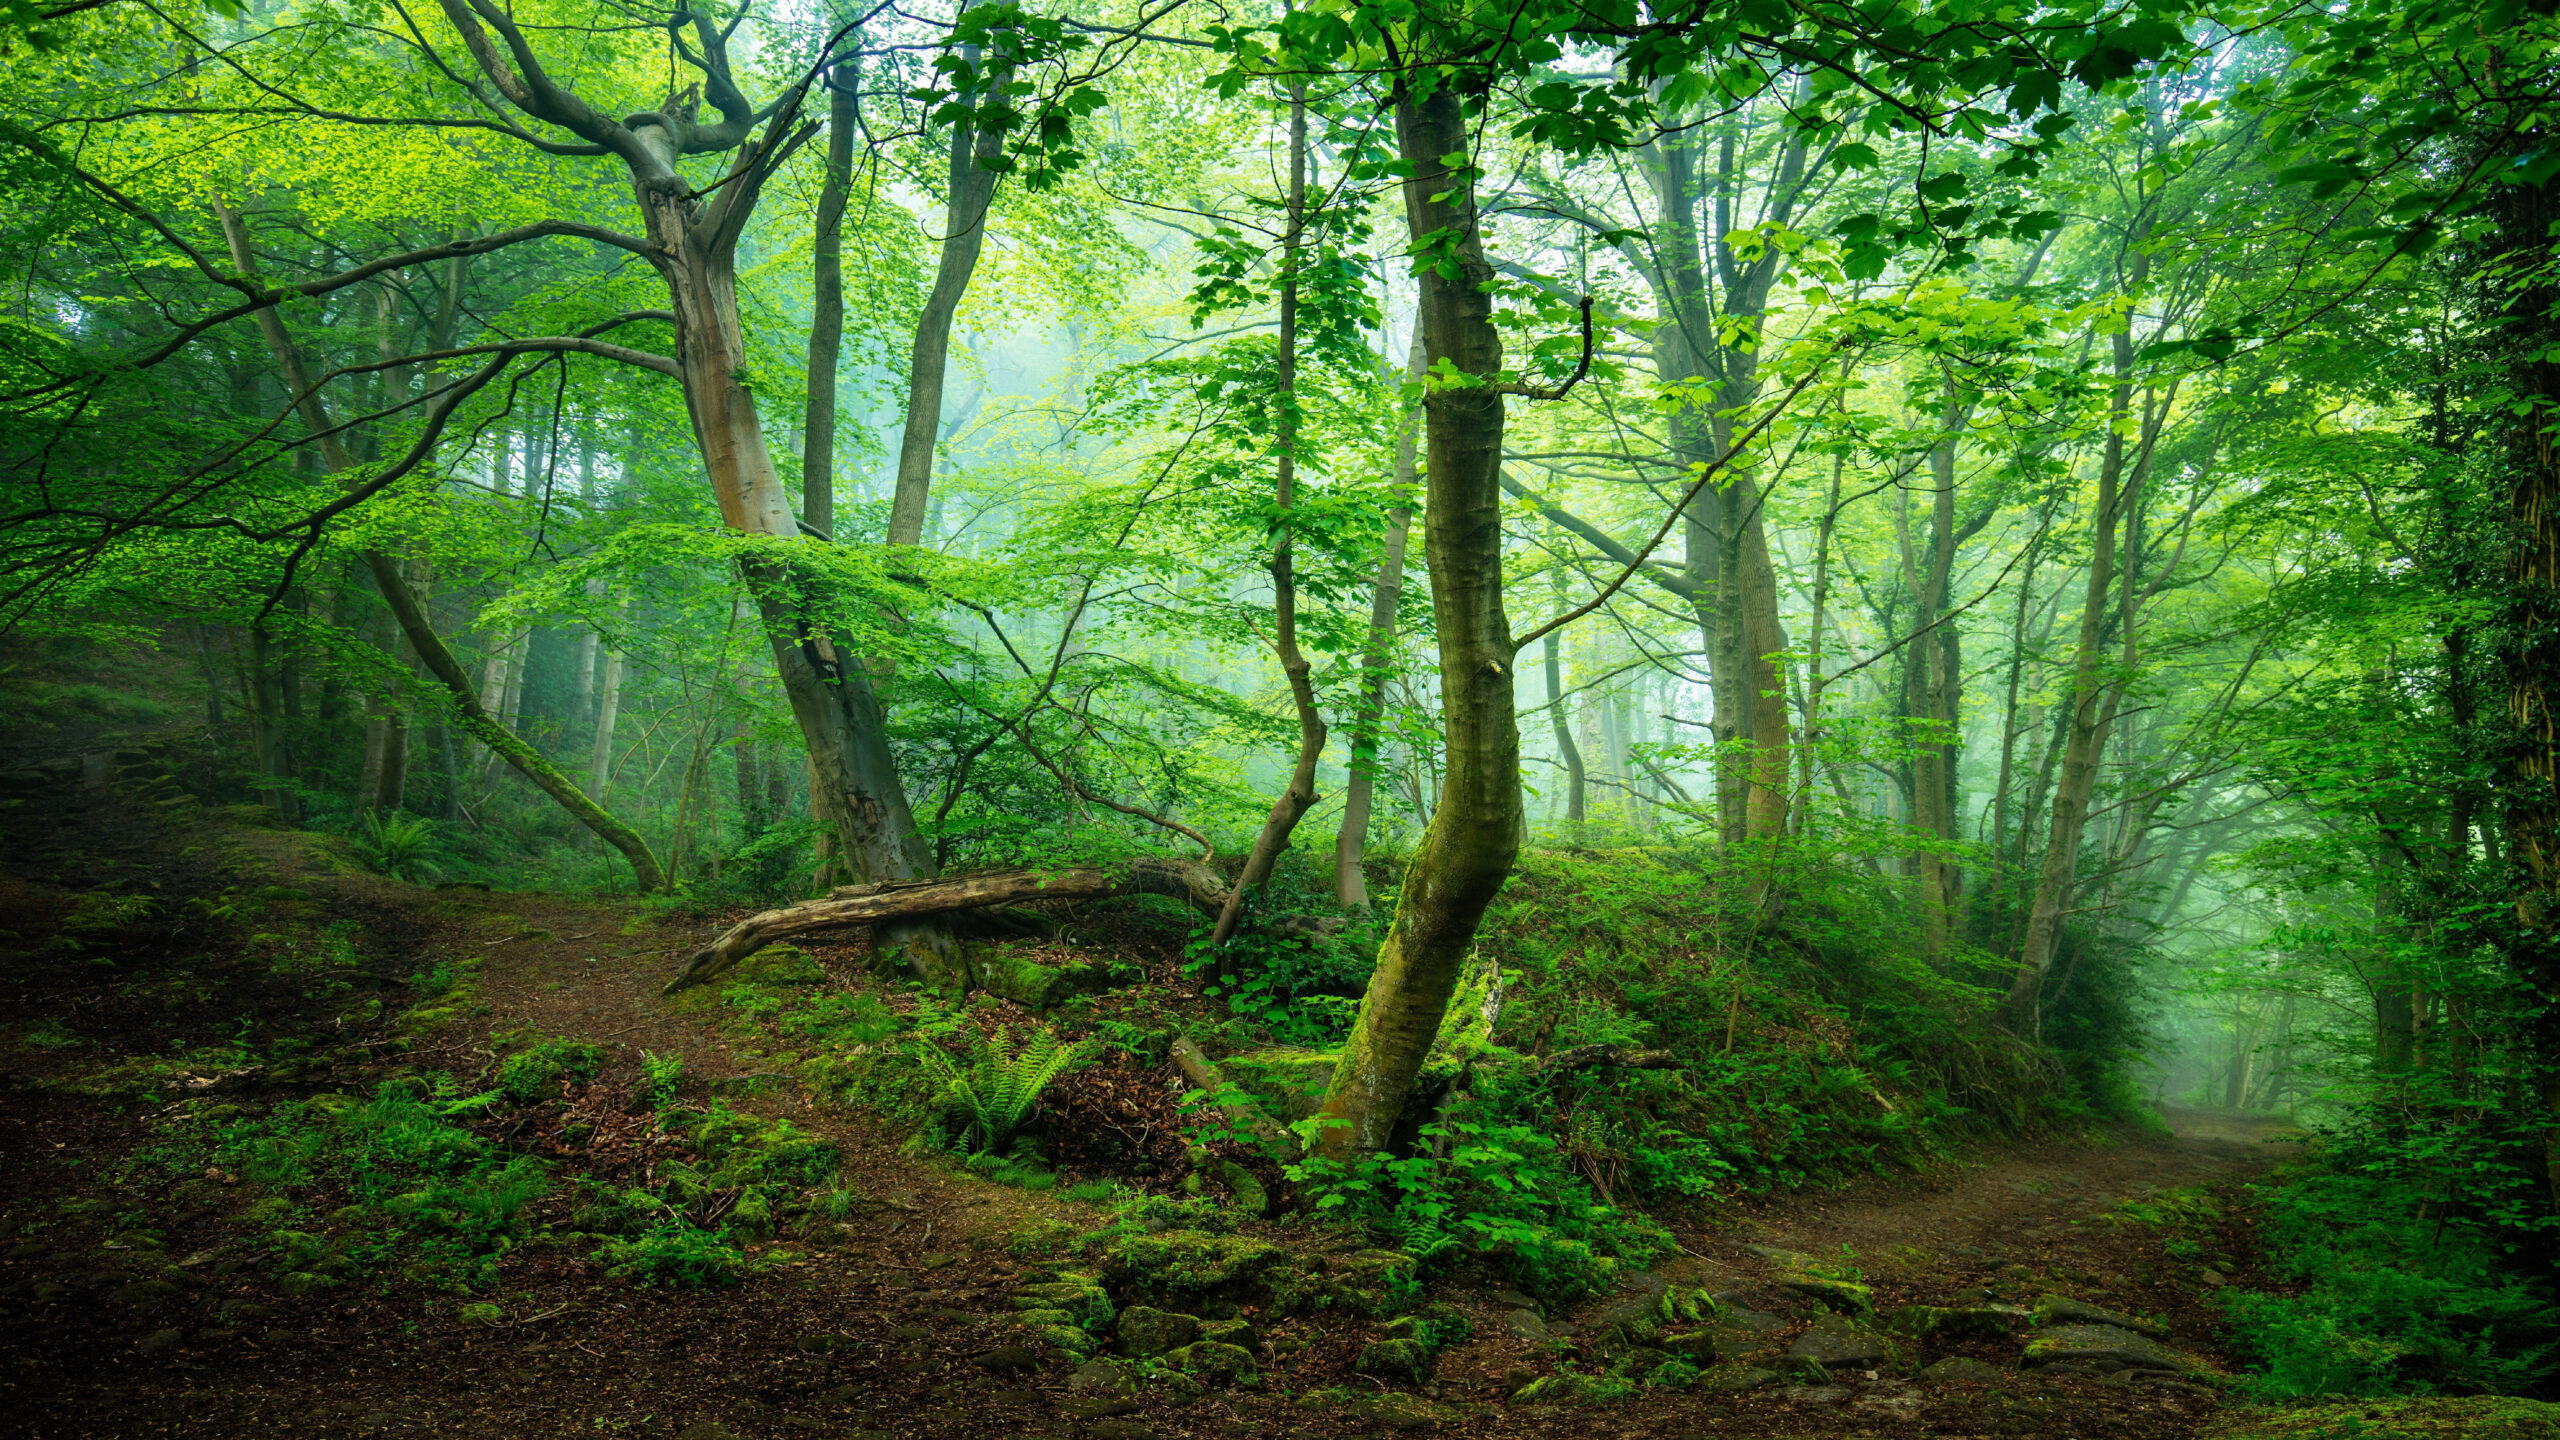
[1,0,2557,1437]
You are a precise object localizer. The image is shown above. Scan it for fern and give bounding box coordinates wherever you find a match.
[915,1026,1095,1155]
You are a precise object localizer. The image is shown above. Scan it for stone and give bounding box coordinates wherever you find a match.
[1776,1275,1875,1317]
[1886,1303,2030,1340]
[1696,1366,1779,1393]
[1510,1374,1603,1405]
[891,1324,933,1341]
[976,1344,1040,1374]
[1115,1306,1200,1359]
[1505,1308,1551,1341]
[674,1425,743,1440]
[796,1333,858,1355]
[1314,1393,1445,1431]
[1490,1288,1539,1311]
[2194,1268,2229,1287]
[1785,1315,1893,1369]
[1058,1398,1144,1420]
[2022,1323,2197,1374]
[988,1389,1042,1406]
[1744,1245,1819,1268]
[1087,1423,1157,1440]
[1783,1385,1853,1405]
[1659,1329,1719,1364]
[134,1327,184,1356]
[1717,1303,1784,1334]
[2034,1295,2168,1338]
[1354,1337,1432,1383]
[1069,1359,1135,1393]
[1166,1340,1257,1383]
[1920,1357,2004,1385]
[108,1279,181,1310]
[1196,1317,1256,1348]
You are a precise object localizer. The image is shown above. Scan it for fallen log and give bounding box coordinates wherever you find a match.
[1170,1033,1298,1158]
[663,858,1226,995]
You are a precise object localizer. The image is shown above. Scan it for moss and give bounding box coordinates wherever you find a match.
[2200,1398,2560,1440]
[1355,1337,1434,1382]
[970,949,1112,1010]
[732,945,824,987]
[1101,1228,1289,1292]
[1013,1270,1114,1330]
[1778,1274,1875,1317]
[1166,1340,1259,1385]
[1221,1048,1338,1122]
[689,1109,840,1189]
[1888,1303,2029,1339]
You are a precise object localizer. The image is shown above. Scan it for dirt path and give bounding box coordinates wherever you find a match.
[0,777,2293,1440]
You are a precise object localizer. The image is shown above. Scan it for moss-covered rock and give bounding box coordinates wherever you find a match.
[1165,1340,1258,1385]
[971,950,1114,1010]
[1355,1337,1434,1383]
[1114,1306,1199,1358]
[2032,1294,2167,1338]
[1198,1317,1256,1347]
[1512,1373,1612,1405]
[689,1109,840,1189]
[1013,1269,1114,1331]
[1659,1329,1721,1364]
[2200,1399,2560,1440]
[1886,1303,2030,1340]
[1100,1229,1290,1292]
[1776,1274,1874,1317]
[1695,1364,1780,1393]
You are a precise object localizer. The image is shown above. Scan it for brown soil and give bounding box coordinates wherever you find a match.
[0,772,2295,1440]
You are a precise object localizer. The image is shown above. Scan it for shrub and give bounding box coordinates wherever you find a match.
[351,811,442,882]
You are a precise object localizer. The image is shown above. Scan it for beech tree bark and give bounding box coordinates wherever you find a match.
[1214,88,1325,946]
[215,198,663,886]
[1332,327,1423,908]
[1311,84,1522,1161]
[886,51,1008,549]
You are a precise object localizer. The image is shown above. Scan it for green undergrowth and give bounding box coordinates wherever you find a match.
[2222,1149,2560,1398]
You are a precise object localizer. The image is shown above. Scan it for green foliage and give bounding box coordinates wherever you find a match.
[2226,1159,2560,1398]
[914,1024,1097,1156]
[594,1212,760,1289]
[495,1037,602,1104]
[349,811,441,883]
[637,1051,684,1110]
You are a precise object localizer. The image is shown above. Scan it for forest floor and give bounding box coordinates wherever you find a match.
[0,748,2298,1440]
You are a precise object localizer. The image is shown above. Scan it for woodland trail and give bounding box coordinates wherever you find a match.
[0,774,2293,1440]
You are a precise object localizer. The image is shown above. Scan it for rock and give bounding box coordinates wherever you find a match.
[2022,1323,2197,1374]
[1069,1359,1135,1393]
[1783,1385,1853,1405]
[1058,1398,1144,1420]
[919,1251,955,1270]
[1920,1357,2004,1385]
[108,1279,180,1310]
[275,1271,334,1296]
[1699,1363,1781,1393]
[674,1425,743,1440]
[1505,1308,1551,1341]
[891,1324,933,1341]
[1100,1229,1288,1293]
[1717,1303,1784,1334]
[1354,1337,1433,1382]
[1886,1303,2030,1340]
[2034,1295,2168,1338]
[987,1389,1043,1406]
[976,1344,1040,1374]
[1743,1245,1819,1268]
[134,1327,184,1356]
[1165,1340,1257,1384]
[1087,1422,1157,1440]
[1196,1317,1255,1347]
[1785,1315,1893,1369]
[1013,1270,1114,1329]
[1510,1373,1604,1405]
[1659,1329,1719,1364]
[796,1333,858,1355]
[1321,1393,1445,1431]
[2194,1268,2229,1287]
[1490,1288,1539,1311]
[1115,1306,1200,1358]
[1776,1275,1874,1317]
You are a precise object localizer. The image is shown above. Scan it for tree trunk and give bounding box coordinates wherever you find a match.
[1213,86,1324,947]
[666,858,1230,993]
[1335,329,1426,909]
[1312,86,1521,1161]
[1547,567,1586,836]
[802,68,855,541]
[2005,306,2147,1020]
[636,159,959,982]
[588,644,625,803]
[885,54,1008,549]
[1906,382,1963,961]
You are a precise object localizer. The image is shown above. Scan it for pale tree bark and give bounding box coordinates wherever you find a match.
[1313,85,1522,1161]
[886,50,1008,549]
[803,65,855,541]
[1547,563,1586,835]
[430,2,959,959]
[1333,328,1425,909]
[588,642,625,803]
[1214,87,1325,947]
[215,199,662,886]
[2005,265,2154,1020]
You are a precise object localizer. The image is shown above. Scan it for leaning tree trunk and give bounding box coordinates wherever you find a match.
[639,151,966,983]
[215,201,662,886]
[1311,85,1523,1162]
